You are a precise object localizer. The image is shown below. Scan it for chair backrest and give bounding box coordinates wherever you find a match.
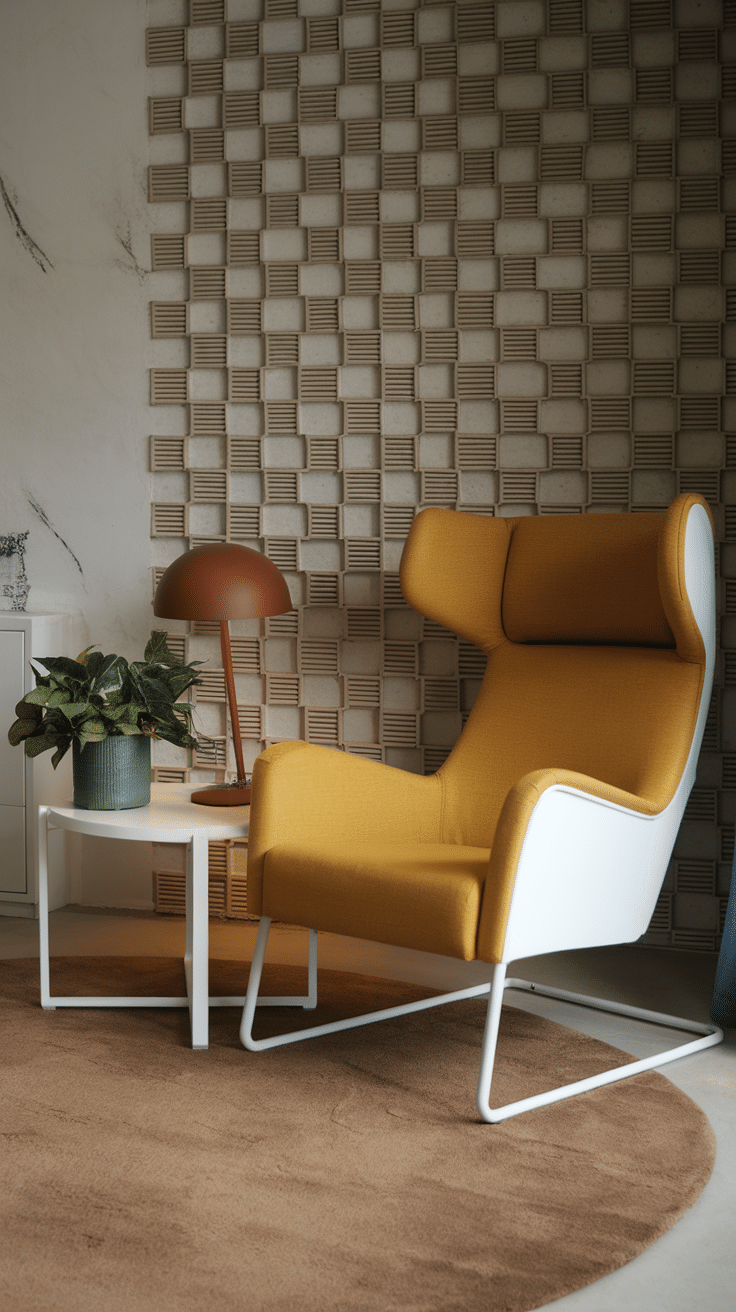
[400,495,715,854]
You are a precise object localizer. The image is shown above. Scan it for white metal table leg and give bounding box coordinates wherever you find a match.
[185,831,210,1049]
[37,806,54,1010]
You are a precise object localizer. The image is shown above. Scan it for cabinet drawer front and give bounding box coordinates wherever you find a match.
[0,805,26,893]
[0,630,25,806]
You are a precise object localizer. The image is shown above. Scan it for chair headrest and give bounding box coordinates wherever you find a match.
[502,512,675,646]
[400,495,711,660]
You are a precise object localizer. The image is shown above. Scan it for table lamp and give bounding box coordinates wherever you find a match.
[153,542,292,806]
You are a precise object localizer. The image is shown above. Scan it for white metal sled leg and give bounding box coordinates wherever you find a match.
[475,966,724,1123]
[239,916,494,1052]
[244,924,319,1010]
[240,921,724,1123]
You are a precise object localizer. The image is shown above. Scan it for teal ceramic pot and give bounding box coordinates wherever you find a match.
[72,736,152,810]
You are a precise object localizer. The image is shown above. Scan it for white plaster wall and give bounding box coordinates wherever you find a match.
[0,0,157,908]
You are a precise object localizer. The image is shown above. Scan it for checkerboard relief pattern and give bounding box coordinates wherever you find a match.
[147,0,734,949]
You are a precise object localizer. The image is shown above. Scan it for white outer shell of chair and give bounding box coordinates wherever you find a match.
[501,501,716,964]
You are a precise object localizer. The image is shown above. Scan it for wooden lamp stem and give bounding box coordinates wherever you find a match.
[220,620,247,784]
[190,620,251,807]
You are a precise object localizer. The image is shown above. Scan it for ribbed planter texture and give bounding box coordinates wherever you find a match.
[72,736,151,810]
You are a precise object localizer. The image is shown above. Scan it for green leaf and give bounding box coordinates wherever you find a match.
[144,630,174,665]
[24,685,53,706]
[51,741,71,769]
[8,718,41,747]
[80,650,105,677]
[75,645,99,666]
[128,668,175,713]
[34,655,89,681]
[24,734,60,759]
[148,702,198,750]
[167,671,199,698]
[117,723,143,736]
[89,653,128,700]
[46,689,72,707]
[27,666,51,688]
[78,727,108,746]
[144,631,203,686]
[14,698,42,723]
[106,701,145,723]
[80,719,107,737]
[57,701,97,723]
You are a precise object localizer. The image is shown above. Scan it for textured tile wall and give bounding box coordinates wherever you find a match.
[147,0,734,949]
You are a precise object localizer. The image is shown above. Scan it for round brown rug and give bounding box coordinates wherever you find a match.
[0,957,716,1312]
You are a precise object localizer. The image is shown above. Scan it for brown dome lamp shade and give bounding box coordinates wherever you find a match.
[154,543,292,807]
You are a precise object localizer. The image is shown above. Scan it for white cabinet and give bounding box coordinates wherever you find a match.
[0,613,72,916]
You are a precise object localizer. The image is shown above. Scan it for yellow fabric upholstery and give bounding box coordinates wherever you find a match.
[501,512,674,646]
[262,843,490,960]
[399,511,511,653]
[247,494,711,965]
[436,644,702,852]
[657,491,711,665]
[246,742,441,919]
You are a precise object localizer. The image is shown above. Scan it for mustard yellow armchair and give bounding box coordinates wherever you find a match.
[240,494,723,1121]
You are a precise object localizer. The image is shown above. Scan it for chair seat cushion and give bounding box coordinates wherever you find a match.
[262,843,491,960]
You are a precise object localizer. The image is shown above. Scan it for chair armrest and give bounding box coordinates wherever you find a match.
[247,742,442,914]
[478,769,669,965]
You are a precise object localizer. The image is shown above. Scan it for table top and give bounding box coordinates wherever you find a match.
[41,783,250,842]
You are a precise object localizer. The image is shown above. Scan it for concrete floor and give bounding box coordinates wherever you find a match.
[1,907,734,1312]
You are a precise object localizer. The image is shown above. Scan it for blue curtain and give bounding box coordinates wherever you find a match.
[711,854,736,1028]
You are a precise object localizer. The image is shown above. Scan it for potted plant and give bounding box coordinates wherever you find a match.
[7,630,202,810]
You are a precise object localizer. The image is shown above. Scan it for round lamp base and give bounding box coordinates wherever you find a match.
[190,782,251,807]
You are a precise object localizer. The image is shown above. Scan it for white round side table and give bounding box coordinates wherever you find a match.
[37,782,315,1048]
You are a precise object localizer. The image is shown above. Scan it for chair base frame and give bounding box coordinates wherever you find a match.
[242,917,724,1123]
